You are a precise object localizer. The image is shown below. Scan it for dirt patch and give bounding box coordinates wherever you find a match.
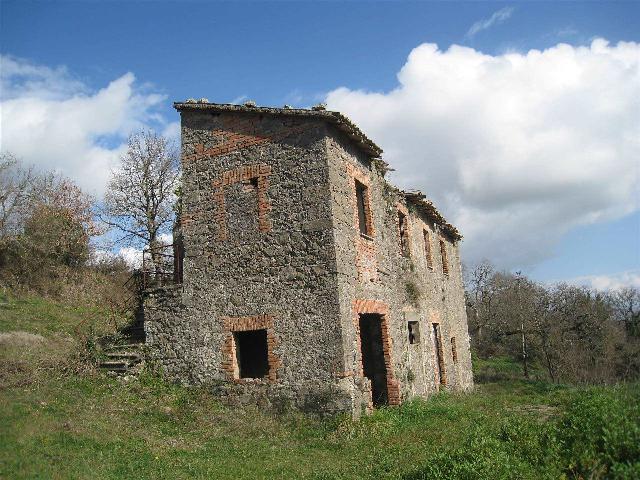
[511,404,558,421]
[0,331,47,347]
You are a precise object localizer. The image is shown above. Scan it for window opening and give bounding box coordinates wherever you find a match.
[355,180,372,237]
[398,211,409,256]
[451,337,458,363]
[439,239,449,275]
[432,323,446,386]
[234,329,269,379]
[408,321,420,344]
[424,229,433,270]
[241,176,259,192]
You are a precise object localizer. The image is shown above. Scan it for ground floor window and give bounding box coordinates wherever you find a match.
[234,329,269,379]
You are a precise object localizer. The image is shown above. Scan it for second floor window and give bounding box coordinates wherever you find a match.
[439,239,449,275]
[398,211,409,256]
[355,180,372,237]
[424,229,433,269]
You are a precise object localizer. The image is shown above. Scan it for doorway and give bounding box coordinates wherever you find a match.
[359,313,389,406]
[432,323,446,387]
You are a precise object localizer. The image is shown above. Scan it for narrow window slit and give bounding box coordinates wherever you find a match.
[398,211,409,256]
[439,239,449,275]
[355,180,372,237]
[424,229,433,270]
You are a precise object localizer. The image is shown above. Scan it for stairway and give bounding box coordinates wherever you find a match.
[99,273,147,375]
[99,343,144,374]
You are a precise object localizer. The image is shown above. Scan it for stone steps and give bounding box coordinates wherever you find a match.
[98,345,144,375]
[103,343,140,351]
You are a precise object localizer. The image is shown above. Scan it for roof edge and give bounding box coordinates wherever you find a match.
[402,190,463,242]
[173,101,383,157]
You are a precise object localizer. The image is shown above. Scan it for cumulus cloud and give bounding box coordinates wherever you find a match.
[326,39,640,269]
[92,232,174,269]
[117,247,144,269]
[0,55,172,196]
[465,7,514,39]
[567,270,640,291]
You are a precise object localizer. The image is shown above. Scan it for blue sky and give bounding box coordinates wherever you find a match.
[1,1,639,288]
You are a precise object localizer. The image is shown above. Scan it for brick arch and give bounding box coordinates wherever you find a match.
[211,163,272,241]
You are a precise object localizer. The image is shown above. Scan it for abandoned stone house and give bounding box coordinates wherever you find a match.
[144,100,474,415]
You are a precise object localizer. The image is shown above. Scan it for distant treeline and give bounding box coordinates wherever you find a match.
[465,261,640,385]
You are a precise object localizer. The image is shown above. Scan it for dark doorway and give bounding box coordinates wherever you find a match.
[234,329,269,379]
[432,323,446,386]
[359,314,389,406]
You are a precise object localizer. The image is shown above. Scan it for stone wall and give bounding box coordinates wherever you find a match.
[325,125,473,413]
[145,110,351,412]
[145,105,473,416]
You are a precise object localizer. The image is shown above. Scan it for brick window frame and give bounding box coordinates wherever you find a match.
[397,203,410,257]
[423,229,433,270]
[432,322,447,387]
[221,314,280,382]
[352,299,401,406]
[346,163,377,283]
[451,336,458,363]
[211,163,272,241]
[439,238,449,276]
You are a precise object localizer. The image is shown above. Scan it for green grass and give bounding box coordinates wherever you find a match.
[1,295,639,479]
[0,293,114,337]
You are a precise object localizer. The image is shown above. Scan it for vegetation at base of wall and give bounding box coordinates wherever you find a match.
[2,295,639,480]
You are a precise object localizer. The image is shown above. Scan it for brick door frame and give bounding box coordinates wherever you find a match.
[352,299,401,406]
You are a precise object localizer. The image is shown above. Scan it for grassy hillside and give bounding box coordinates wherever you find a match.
[1,295,639,479]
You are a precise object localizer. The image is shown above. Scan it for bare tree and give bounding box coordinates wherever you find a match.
[0,154,98,288]
[466,262,639,385]
[610,287,640,338]
[102,130,180,271]
[464,260,495,344]
[0,152,35,238]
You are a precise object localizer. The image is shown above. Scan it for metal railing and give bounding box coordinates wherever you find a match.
[140,243,183,289]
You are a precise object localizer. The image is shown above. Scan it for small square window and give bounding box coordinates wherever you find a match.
[234,329,269,379]
[241,177,258,192]
[408,321,420,344]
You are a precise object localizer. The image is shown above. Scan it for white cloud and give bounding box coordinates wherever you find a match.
[161,121,181,144]
[465,7,514,39]
[566,270,640,291]
[90,247,142,269]
[326,39,640,269]
[0,55,172,196]
[230,94,248,105]
[118,247,144,269]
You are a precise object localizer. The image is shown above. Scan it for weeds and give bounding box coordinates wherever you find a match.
[1,295,639,479]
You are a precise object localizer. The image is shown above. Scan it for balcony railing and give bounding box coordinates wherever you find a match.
[139,242,183,289]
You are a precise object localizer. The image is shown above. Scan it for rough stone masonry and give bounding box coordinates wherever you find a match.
[144,100,474,416]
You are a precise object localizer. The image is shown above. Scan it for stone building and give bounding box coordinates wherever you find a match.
[144,101,474,415]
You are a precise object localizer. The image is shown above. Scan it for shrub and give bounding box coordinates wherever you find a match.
[556,387,640,479]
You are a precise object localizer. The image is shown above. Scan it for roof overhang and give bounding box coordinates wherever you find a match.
[174,101,383,158]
